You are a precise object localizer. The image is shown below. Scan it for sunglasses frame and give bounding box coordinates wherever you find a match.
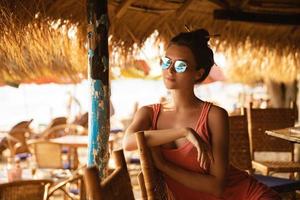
[160,56,188,73]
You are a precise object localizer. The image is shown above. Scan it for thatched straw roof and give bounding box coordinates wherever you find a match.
[0,0,299,85]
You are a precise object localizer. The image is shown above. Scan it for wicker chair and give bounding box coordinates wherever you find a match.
[48,173,86,200]
[0,179,52,200]
[42,124,88,139]
[0,119,33,156]
[137,172,148,200]
[39,117,67,139]
[135,131,168,200]
[229,113,254,173]
[28,140,68,169]
[83,149,135,200]
[73,112,88,129]
[229,112,300,196]
[247,102,300,177]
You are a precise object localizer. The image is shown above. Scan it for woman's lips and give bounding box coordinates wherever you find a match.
[165,77,175,81]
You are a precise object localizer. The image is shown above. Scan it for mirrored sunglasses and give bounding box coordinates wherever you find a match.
[160,57,188,73]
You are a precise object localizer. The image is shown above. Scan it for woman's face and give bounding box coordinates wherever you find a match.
[162,44,202,90]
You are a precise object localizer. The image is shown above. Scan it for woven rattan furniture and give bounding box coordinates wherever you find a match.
[0,179,52,200]
[229,113,254,173]
[137,171,148,200]
[29,140,66,169]
[0,119,33,155]
[40,117,67,139]
[247,102,300,177]
[229,112,300,197]
[42,124,88,139]
[48,173,86,200]
[135,131,168,200]
[84,149,134,200]
[73,112,88,129]
[266,128,300,143]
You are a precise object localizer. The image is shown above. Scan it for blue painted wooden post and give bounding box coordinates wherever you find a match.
[86,0,110,178]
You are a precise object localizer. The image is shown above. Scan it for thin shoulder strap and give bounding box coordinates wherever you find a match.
[200,102,213,128]
[200,102,213,144]
[151,104,161,130]
[194,102,212,130]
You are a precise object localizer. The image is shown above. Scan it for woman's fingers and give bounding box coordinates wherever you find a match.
[186,130,214,168]
[196,146,201,161]
[208,151,214,163]
[197,146,212,168]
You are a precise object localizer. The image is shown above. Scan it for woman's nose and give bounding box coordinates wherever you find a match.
[167,62,176,74]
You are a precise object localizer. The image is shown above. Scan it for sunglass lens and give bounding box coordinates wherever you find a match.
[174,61,187,73]
[161,57,171,70]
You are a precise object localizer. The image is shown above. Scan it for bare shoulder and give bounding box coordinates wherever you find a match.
[208,104,229,124]
[207,104,229,141]
[135,105,153,117]
[125,105,156,134]
[131,104,155,124]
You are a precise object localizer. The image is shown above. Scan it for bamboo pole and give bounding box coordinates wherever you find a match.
[86,0,110,178]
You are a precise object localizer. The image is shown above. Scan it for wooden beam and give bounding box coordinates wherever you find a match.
[115,0,135,19]
[87,0,110,178]
[207,0,229,9]
[109,1,175,14]
[247,5,300,14]
[176,0,194,19]
[214,9,300,25]
[125,26,139,44]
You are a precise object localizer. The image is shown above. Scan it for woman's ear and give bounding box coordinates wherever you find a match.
[195,68,205,82]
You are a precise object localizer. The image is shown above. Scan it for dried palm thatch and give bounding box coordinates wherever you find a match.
[0,6,86,85]
[0,0,299,84]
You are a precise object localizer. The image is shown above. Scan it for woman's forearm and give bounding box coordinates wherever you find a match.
[161,160,225,197]
[123,128,187,151]
[144,128,188,147]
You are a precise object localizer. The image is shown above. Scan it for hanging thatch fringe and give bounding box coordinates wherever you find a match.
[0,0,299,84]
[0,8,86,84]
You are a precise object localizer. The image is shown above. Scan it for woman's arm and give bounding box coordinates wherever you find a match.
[122,106,188,151]
[152,106,229,197]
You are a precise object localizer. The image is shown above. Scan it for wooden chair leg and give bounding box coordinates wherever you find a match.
[137,172,147,200]
[289,172,296,180]
[263,169,269,176]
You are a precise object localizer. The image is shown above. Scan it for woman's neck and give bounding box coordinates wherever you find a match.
[168,89,200,111]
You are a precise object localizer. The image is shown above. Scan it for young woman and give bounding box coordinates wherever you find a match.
[123,29,280,200]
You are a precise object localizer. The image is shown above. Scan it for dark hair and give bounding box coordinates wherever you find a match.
[169,28,214,83]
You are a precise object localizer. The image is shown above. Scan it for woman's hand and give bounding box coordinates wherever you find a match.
[151,146,166,171]
[185,128,214,169]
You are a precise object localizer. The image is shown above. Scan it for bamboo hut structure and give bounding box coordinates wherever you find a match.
[0,0,300,176]
[0,0,299,85]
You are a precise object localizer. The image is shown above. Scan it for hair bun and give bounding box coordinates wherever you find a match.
[193,29,210,43]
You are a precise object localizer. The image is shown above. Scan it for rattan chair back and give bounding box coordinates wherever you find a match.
[73,112,88,128]
[247,102,296,158]
[135,131,168,200]
[84,149,135,200]
[0,119,33,155]
[30,140,64,169]
[0,179,52,200]
[42,117,67,139]
[229,112,253,172]
[228,112,300,197]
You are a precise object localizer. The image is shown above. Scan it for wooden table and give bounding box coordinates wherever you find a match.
[266,127,300,143]
[49,135,88,169]
[50,135,88,147]
[49,134,116,147]
[49,135,117,168]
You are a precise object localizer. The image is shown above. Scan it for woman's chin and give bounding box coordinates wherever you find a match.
[164,83,177,89]
[163,79,177,89]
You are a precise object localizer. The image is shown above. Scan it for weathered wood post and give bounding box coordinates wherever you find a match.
[86,0,110,178]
